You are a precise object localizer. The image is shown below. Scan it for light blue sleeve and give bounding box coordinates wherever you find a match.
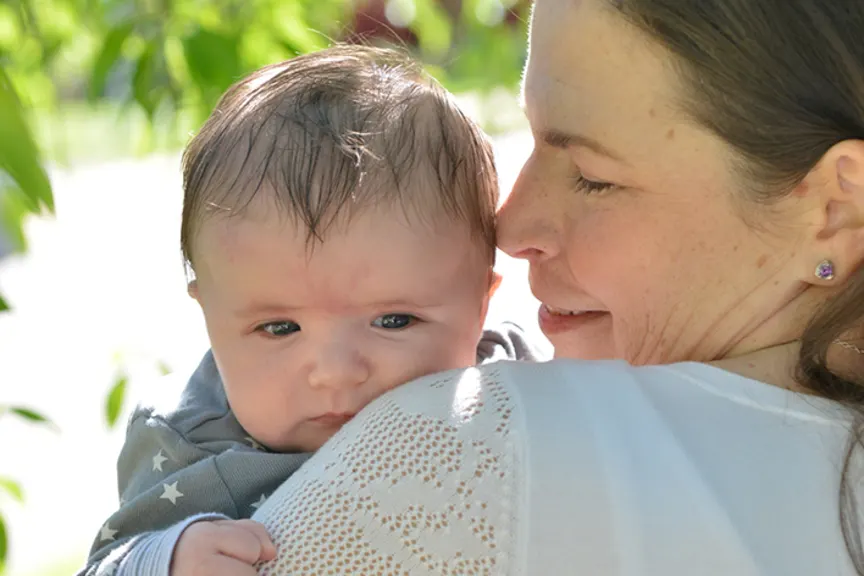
[106,513,228,576]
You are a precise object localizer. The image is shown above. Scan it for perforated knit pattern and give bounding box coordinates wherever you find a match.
[253,367,522,576]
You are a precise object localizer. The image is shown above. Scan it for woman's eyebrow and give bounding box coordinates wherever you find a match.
[539,129,626,163]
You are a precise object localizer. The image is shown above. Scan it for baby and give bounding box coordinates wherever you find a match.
[79,45,538,576]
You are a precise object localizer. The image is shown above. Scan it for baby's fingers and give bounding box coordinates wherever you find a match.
[212,519,277,563]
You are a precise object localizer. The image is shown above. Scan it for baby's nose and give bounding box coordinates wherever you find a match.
[307,343,370,390]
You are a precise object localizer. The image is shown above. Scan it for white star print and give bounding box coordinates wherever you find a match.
[118,497,126,507]
[250,494,268,510]
[152,450,168,472]
[160,481,184,505]
[100,562,117,576]
[245,437,264,450]
[100,523,118,542]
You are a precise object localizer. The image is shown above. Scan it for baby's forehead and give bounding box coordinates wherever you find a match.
[195,180,493,262]
[195,203,490,310]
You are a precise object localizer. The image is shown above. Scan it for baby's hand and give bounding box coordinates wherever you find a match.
[171,518,276,576]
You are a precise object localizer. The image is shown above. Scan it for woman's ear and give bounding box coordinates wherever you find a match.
[799,140,864,284]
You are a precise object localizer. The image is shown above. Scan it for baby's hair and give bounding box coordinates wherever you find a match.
[181,44,498,271]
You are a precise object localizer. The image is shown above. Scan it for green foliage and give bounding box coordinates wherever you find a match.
[0,478,23,575]
[0,406,56,571]
[1,0,528,127]
[0,480,24,504]
[0,515,6,573]
[5,407,51,426]
[105,372,128,428]
[0,65,54,264]
[0,41,54,569]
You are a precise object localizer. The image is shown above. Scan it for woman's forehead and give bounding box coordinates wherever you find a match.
[523,0,688,162]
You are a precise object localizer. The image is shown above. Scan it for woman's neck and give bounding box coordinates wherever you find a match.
[709,341,813,394]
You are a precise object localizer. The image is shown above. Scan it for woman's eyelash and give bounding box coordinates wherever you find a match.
[570,174,615,195]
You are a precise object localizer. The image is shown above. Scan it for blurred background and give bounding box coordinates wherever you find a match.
[0,1,547,574]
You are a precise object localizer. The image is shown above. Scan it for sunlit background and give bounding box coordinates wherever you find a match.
[0,1,548,574]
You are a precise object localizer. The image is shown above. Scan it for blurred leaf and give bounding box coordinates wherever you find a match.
[413,0,453,58]
[0,185,30,254]
[105,373,127,428]
[0,66,53,214]
[0,4,22,50]
[182,27,240,110]
[157,361,172,376]
[0,294,8,312]
[0,478,23,503]
[0,512,6,573]
[89,21,134,102]
[272,2,327,55]
[132,42,157,119]
[40,37,64,66]
[8,406,51,425]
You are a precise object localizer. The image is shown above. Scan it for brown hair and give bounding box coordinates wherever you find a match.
[180,44,498,270]
[608,0,864,570]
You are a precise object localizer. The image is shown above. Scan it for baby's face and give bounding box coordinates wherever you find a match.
[192,200,493,451]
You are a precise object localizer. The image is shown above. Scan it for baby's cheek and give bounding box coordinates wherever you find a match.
[224,368,287,440]
[420,332,479,374]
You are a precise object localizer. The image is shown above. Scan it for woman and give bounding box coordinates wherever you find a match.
[252,0,864,573]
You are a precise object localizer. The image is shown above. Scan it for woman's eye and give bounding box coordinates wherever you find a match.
[571,174,615,195]
[257,321,300,337]
[372,314,417,330]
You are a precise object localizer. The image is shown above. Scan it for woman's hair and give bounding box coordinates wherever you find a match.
[607,0,864,569]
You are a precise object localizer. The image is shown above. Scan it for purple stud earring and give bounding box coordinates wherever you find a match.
[815,260,835,281]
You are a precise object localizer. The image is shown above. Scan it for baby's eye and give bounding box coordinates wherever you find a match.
[257,321,301,337]
[372,314,417,330]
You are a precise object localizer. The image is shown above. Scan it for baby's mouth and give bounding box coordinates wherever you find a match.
[309,412,356,427]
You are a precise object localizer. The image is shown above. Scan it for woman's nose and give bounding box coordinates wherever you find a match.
[497,154,560,262]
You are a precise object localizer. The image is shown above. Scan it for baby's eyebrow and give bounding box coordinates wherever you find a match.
[235,298,440,317]
[236,302,300,317]
[368,298,438,310]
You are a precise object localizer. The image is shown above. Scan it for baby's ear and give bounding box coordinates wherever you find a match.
[488,270,503,298]
[478,269,501,326]
[187,279,199,301]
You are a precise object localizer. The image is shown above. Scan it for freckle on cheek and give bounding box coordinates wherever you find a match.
[756,255,768,268]
[648,108,656,118]
[666,128,675,140]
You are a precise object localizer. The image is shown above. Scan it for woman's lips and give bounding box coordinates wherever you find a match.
[538,304,609,334]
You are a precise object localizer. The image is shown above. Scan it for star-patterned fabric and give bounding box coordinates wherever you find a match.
[76,323,541,576]
[75,350,311,576]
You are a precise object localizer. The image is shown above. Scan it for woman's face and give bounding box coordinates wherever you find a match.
[498,0,810,364]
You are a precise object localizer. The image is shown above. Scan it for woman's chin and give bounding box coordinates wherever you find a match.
[552,345,617,361]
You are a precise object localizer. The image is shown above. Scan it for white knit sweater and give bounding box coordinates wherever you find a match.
[253,359,856,575]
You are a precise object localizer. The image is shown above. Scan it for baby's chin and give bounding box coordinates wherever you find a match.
[251,423,344,453]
